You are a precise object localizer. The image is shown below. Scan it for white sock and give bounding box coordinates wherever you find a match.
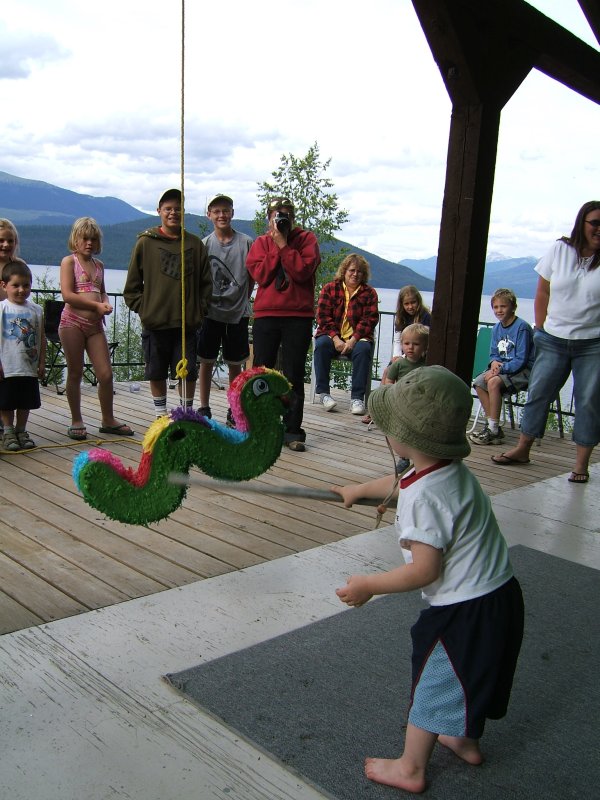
[153,395,167,417]
[487,418,499,434]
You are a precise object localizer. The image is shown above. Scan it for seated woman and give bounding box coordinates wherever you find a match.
[313,254,379,415]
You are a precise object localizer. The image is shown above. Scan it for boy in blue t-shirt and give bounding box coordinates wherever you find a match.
[469,288,534,445]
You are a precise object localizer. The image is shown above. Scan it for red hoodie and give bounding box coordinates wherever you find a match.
[246,227,320,318]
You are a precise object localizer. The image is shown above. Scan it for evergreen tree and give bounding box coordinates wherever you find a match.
[253,142,350,288]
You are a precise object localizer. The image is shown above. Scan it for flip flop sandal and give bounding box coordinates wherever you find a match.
[491,453,531,465]
[99,423,134,436]
[67,426,88,441]
[568,472,589,483]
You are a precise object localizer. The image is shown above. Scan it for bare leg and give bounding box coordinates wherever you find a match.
[486,376,504,422]
[15,409,30,430]
[198,362,214,408]
[438,735,483,764]
[571,443,594,481]
[59,326,86,429]
[178,380,196,405]
[493,431,535,462]
[228,363,243,385]
[1,410,14,428]
[474,385,491,418]
[364,723,437,794]
[150,379,167,398]
[85,333,129,429]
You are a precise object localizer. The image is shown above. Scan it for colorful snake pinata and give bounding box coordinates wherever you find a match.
[72,367,291,525]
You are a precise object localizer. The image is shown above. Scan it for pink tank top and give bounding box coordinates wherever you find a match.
[74,254,103,293]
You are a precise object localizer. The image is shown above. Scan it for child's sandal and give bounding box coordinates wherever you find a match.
[3,430,21,451]
[17,430,36,450]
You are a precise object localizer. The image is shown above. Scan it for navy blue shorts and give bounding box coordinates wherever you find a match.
[0,376,41,411]
[142,328,198,382]
[409,576,524,739]
[197,317,250,365]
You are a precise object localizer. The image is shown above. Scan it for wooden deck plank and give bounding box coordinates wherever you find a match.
[0,521,131,607]
[0,379,595,636]
[0,590,44,634]
[0,500,169,597]
[0,551,89,621]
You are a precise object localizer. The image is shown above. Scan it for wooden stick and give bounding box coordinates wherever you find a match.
[167,472,385,508]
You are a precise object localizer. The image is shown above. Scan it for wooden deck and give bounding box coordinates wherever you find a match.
[0,379,593,635]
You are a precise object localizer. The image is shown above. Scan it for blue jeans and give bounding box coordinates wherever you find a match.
[521,328,600,446]
[313,335,373,400]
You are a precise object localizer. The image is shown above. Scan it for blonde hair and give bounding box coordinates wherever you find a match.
[0,218,20,256]
[335,253,371,283]
[68,217,103,254]
[401,322,429,346]
[491,288,517,311]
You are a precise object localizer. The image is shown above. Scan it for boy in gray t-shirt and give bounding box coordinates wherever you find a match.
[197,194,254,426]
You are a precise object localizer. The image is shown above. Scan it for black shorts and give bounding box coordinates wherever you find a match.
[409,576,524,739]
[0,376,41,411]
[197,317,250,365]
[142,327,198,382]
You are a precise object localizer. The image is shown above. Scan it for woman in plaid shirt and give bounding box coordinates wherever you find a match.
[313,254,379,415]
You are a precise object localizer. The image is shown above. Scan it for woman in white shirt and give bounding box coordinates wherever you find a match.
[491,200,600,483]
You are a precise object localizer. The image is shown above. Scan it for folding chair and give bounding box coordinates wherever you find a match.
[42,300,67,392]
[468,325,531,434]
[467,327,493,433]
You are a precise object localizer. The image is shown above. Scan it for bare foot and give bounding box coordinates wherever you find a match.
[364,757,426,793]
[438,735,483,765]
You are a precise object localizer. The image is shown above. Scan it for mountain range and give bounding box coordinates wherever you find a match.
[1,170,541,297]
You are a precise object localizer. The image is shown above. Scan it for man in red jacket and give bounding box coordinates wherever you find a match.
[246,197,321,452]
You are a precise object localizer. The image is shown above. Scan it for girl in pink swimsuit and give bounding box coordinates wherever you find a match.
[59,217,133,440]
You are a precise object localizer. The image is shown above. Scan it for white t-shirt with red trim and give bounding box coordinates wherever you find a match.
[396,459,513,606]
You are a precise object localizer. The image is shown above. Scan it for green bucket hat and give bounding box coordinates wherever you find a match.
[367,365,472,459]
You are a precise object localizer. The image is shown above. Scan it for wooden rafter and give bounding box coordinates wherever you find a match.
[411,0,600,382]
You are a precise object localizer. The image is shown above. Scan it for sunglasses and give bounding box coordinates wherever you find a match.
[585,219,600,229]
[268,198,294,211]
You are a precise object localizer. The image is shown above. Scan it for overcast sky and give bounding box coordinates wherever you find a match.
[1,0,598,261]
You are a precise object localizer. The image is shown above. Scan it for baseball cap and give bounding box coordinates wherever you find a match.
[158,188,182,207]
[367,366,472,459]
[207,194,233,210]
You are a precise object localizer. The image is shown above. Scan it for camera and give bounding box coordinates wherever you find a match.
[274,211,291,235]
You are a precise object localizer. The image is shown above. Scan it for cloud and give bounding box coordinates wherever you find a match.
[0,0,597,262]
[0,28,68,79]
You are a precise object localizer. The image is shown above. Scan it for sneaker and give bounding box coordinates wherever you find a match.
[468,424,489,443]
[198,406,212,419]
[350,399,365,415]
[226,408,236,428]
[471,426,504,445]
[286,440,306,452]
[320,394,337,412]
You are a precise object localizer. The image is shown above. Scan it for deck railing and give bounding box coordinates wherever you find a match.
[32,290,574,429]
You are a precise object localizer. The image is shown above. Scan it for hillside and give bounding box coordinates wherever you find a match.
[400,255,541,299]
[17,217,435,292]
[4,170,545,295]
[0,171,146,226]
[2,170,434,290]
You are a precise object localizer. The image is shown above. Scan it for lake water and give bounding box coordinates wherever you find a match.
[31,264,571,406]
[29,265,534,322]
